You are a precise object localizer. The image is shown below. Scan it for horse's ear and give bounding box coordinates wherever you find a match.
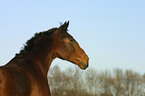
[59,21,69,31]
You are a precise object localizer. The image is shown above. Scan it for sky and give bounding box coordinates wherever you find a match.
[0,0,145,74]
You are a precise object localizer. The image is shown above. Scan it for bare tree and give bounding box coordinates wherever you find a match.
[85,68,99,95]
[65,67,85,96]
[99,70,113,96]
[123,70,145,96]
[112,68,125,96]
[48,65,145,96]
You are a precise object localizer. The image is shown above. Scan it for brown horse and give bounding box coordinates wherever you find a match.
[0,21,89,96]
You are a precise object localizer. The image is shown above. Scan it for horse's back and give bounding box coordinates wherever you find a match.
[0,68,5,96]
[0,67,14,96]
[0,66,31,96]
[0,65,51,96]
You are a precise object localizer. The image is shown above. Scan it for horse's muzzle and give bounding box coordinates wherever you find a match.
[80,60,89,70]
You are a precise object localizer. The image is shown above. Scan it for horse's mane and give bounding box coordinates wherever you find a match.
[18,28,57,55]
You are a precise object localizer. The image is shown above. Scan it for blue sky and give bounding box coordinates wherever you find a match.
[0,0,145,74]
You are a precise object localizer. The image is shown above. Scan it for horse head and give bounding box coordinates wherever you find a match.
[54,21,89,70]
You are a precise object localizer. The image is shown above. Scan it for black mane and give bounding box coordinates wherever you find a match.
[18,28,57,55]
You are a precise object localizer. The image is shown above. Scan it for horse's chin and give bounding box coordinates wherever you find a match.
[67,59,88,70]
[79,66,87,70]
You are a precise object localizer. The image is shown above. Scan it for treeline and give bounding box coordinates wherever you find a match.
[48,65,145,96]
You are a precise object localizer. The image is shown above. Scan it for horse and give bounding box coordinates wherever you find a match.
[0,21,89,96]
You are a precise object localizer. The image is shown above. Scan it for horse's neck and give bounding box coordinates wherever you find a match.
[34,47,56,74]
[7,51,55,76]
[35,53,55,75]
